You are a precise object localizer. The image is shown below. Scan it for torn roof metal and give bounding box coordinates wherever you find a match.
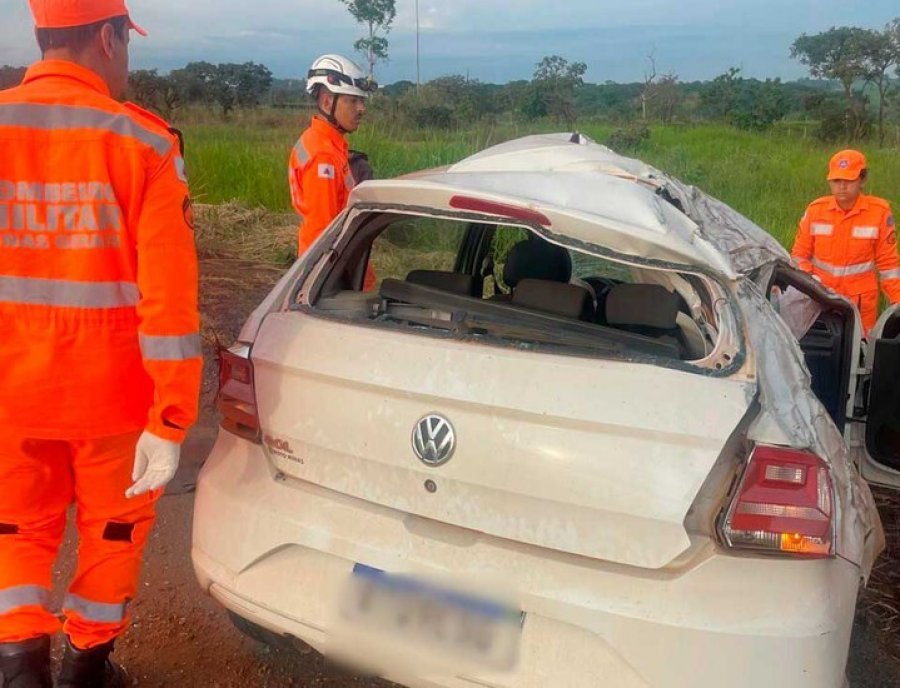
[352,132,789,277]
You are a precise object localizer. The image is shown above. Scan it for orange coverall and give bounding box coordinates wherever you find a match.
[0,60,201,648]
[288,115,375,288]
[792,194,900,332]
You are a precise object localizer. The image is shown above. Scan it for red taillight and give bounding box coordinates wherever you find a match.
[719,445,834,557]
[449,195,552,227]
[217,346,261,443]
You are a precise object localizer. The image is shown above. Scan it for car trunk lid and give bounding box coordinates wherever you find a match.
[252,313,754,569]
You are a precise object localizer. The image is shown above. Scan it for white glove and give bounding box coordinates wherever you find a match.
[126,430,181,498]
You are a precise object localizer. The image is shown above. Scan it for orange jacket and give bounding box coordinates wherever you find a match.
[289,116,355,255]
[792,193,900,302]
[0,60,201,442]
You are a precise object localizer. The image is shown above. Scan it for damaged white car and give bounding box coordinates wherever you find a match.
[191,134,900,688]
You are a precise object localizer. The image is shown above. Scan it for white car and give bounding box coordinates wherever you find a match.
[192,134,900,688]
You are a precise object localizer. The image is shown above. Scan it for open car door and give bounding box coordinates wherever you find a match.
[859,304,900,488]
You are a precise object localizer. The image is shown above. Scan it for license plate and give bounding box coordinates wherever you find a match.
[340,564,524,672]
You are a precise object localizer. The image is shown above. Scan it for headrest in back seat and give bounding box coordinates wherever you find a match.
[406,270,476,296]
[605,284,679,329]
[503,238,571,288]
[512,279,592,320]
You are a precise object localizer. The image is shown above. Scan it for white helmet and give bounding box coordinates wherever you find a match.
[306,54,376,98]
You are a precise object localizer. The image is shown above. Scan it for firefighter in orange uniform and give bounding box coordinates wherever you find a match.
[0,2,201,686]
[289,54,376,288]
[792,149,900,333]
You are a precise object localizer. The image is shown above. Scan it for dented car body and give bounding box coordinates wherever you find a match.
[192,134,900,688]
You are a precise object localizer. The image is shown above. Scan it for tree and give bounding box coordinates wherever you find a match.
[166,61,272,115]
[128,69,168,114]
[640,52,657,120]
[863,20,900,145]
[646,73,681,123]
[339,0,396,79]
[699,67,789,131]
[791,27,872,140]
[527,55,587,126]
[206,63,273,115]
[169,61,218,105]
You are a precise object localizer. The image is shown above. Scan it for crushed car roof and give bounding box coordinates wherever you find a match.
[350,133,790,278]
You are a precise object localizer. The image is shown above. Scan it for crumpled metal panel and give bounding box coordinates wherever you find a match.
[445,132,791,276]
[662,179,791,276]
[738,279,878,571]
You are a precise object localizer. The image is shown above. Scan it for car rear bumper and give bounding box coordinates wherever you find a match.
[192,431,860,688]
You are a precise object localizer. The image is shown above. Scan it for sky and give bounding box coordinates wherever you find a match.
[1,1,898,84]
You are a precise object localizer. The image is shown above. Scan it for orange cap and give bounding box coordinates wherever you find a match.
[827,149,867,181]
[29,0,147,36]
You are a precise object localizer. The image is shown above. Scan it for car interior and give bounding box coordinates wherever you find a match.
[307,214,720,365]
[768,266,900,467]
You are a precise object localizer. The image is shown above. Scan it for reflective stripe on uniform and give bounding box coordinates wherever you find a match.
[0,103,171,157]
[0,585,50,614]
[880,268,900,281]
[0,276,139,308]
[810,223,833,236]
[852,226,879,239]
[139,333,202,361]
[344,172,355,191]
[63,593,126,624]
[174,156,188,183]
[293,141,311,165]
[812,257,875,277]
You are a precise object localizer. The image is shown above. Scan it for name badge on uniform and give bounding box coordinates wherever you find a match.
[852,226,878,239]
[810,223,833,236]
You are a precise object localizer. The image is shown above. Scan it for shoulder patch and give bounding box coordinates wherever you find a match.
[888,214,895,228]
[317,163,336,180]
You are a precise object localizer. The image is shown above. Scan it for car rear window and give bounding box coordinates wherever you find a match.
[306,212,726,367]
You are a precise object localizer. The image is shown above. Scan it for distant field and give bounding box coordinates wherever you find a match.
[179,108,900,250]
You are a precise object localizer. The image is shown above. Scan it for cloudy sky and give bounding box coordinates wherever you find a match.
[2,1,897,83]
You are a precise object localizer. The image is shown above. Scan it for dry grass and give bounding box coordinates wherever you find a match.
[194,202,297,266]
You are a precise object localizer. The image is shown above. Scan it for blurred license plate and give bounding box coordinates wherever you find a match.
[342,564,524,671]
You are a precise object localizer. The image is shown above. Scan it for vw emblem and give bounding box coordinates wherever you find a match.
[412,414,456,466]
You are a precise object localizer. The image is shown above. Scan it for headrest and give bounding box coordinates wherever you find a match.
[605,284,679,329]
[503,238,571,288]
[406,270,476,296]
[512,279,592,320]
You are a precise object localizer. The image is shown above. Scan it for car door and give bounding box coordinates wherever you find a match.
[858,304,900,488]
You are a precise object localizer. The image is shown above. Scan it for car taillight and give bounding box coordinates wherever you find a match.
[719,444,834,557]
[217,346,261,443]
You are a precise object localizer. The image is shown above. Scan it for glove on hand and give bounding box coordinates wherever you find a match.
[126,430,181,498]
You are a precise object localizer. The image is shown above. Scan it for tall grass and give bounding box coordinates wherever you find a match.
[179,109,900,251]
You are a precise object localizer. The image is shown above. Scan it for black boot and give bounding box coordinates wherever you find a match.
[0,636,52,688]
[57,637,129,688]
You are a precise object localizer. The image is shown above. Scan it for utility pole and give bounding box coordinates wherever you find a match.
[415,0,421,93]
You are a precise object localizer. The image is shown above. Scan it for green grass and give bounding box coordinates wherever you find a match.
[178,109,900,252]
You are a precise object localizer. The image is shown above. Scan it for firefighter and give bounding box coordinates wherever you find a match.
[792,149,900,333]
[0,2,201,686]
[288,54,377,288]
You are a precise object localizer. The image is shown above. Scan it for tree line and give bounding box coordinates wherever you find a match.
[0,19,897,143]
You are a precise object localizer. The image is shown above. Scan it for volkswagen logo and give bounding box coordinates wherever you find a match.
[412,414,456,466]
